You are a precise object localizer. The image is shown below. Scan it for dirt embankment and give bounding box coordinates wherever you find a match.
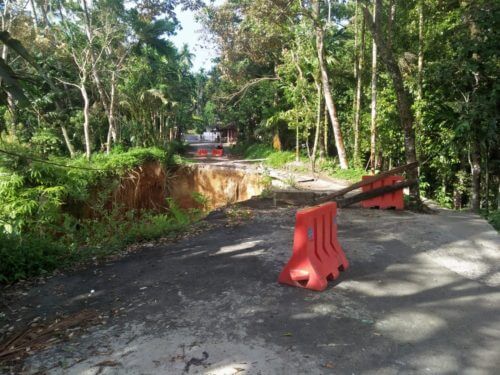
[74,161,265,217]
[111,161,169,212]
[168,164,265,210]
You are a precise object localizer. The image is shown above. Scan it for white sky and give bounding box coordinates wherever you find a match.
[170,1,224,72]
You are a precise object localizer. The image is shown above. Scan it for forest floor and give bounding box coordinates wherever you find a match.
[1,144,499,374]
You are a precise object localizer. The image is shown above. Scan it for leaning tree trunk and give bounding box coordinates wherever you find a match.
[313,0,348,169]
[362,1,420,204]
[60,125,76,157]
[311,79,323,173]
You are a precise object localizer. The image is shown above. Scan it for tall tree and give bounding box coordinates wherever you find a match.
[362,0,420,204]
[312,0,348,169]
[369,0,378,173]
[352,0,365,167]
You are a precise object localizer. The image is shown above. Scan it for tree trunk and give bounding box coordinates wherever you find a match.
[353,0,359,160]
[470,141,481,212]
[387,0,396,50]
[80,81,92,160]
[106,71,117,154]
[416,0,424,132]
[323,103,328,155]
[313,0,348,169]
[417,0,424,102]
[362,1,420,204]
[311,80,322,173]
[1,5,16,134]
[369,0,378,174]
[461,0,482,212]
[295,125,299,162]
[353,4,365,167]
[484,150,489,212]
[29,0,39,32]
[82,0,116,153]
[61,125,76,157]
[496,176,500,211]
[6,93,17,136]
[39,0,51,27]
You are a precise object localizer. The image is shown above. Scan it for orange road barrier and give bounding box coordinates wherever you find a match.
[278,202,349,291]
[197,149,208,156]
[361,175,404,209]
[212,148,224,157]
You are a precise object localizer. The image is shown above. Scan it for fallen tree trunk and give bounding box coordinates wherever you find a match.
[336,178,418,208]
[318,161,419,202]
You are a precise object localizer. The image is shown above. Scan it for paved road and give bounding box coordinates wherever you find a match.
[2,201,498,374]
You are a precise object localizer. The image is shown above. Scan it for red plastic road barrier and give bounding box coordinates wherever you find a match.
[278,202,349,291]
[361,175,404,209]
[212,148,224,157]
[197,149,208,156]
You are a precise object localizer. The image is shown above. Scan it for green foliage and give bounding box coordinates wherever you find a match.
[319,159,365,182]
[487,210,500,232]
[241,143,276,159]
[30,129,62,156]
[234,142,296,168]
[0,202,196,283]
[267,151,296,169]
[0,145,195,283]
[0,233,66,283]
[482,210,500,232]
[435,189,453,209]
[192,192,209,211]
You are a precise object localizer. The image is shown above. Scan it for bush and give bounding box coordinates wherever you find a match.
[266,151,296,168]
[0,233,66,283]
[481,210,500,232]
[0,144,196,283]
[242,143,275,159]
[232,142,296,168]
[319,159,365,182]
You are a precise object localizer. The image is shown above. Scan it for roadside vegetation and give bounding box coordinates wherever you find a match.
[233,142,365,182]
[0,145,201,283]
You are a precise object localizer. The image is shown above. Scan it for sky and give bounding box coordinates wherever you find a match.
[170,1,224,72]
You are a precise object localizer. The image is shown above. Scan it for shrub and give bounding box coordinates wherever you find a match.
[319,159,365,182]
[266,151,296,168]
[481,210,500,232]
[0,144,195,283]
[0,233,66,283]
[232,142,296,168]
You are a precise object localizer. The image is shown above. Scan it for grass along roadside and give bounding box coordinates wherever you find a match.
[231,142,365,182]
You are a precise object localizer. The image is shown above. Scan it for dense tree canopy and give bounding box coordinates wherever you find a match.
[0,0,203,157]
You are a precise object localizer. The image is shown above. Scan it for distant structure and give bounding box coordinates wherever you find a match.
[201,128,220,142]
[201,125,238,144]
